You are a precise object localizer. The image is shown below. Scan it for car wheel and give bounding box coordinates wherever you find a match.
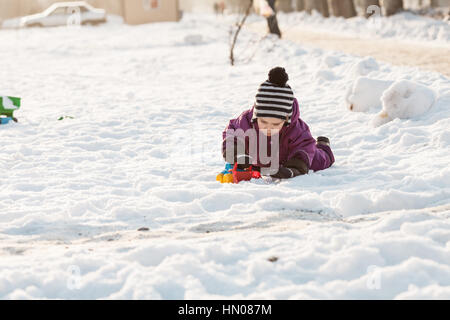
[82,20,106,26]
[28,23,43,28]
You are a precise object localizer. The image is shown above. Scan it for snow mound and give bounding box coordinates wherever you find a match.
[372,80,436,127]
[352,57,380,77]
[346,77,393,112]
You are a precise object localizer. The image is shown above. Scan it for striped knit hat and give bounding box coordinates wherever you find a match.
[252,67,295,125]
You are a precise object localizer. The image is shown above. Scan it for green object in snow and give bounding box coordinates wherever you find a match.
[58,116,75,121]
[0,96,21,118]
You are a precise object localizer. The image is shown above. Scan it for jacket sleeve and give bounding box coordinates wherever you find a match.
[222,119,235,159]
[310,143,335,172]
[285,121,335,172]
[222,117,248,164]
[285,121,317,170]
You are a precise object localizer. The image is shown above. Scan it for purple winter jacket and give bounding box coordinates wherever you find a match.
[222,98,335,172]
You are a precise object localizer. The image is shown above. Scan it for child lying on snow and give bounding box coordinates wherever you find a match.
[221,67,335,181]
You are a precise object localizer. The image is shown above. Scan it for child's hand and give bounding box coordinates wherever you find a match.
[236,154,253,170]
[317,136,331,146]
[270,166,299,179]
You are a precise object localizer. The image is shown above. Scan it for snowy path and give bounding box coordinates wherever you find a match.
[247,23,450,77]
[0,14,449,299]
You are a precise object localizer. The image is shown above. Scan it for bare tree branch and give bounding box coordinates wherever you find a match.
[229,0,254,66]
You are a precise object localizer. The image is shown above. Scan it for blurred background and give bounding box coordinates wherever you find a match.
[0,0,449,26]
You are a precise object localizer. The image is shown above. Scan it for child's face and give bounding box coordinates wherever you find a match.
[257,117,286,136]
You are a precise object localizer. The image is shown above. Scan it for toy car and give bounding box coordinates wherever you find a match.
[217,163,262,184]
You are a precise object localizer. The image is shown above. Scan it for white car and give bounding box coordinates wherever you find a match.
[4,1,107,28]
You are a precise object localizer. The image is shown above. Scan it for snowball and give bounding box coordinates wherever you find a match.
[352,57,379,76]
[372,80,436,127]
[345,77,393,112]
[371,110,392,127]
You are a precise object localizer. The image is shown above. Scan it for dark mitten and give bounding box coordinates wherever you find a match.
[317,136,330,146]
[283,157,309,175]
[271,157,309,179]
[271,166,299,179]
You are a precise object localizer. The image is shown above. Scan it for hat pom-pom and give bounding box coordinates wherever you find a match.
[268,67,289,87]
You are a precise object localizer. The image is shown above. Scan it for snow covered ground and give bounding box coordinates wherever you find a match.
[276,10,450,46]
[0,13,449,299]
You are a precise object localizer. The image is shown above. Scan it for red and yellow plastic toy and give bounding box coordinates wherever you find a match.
[216,163,261,184]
